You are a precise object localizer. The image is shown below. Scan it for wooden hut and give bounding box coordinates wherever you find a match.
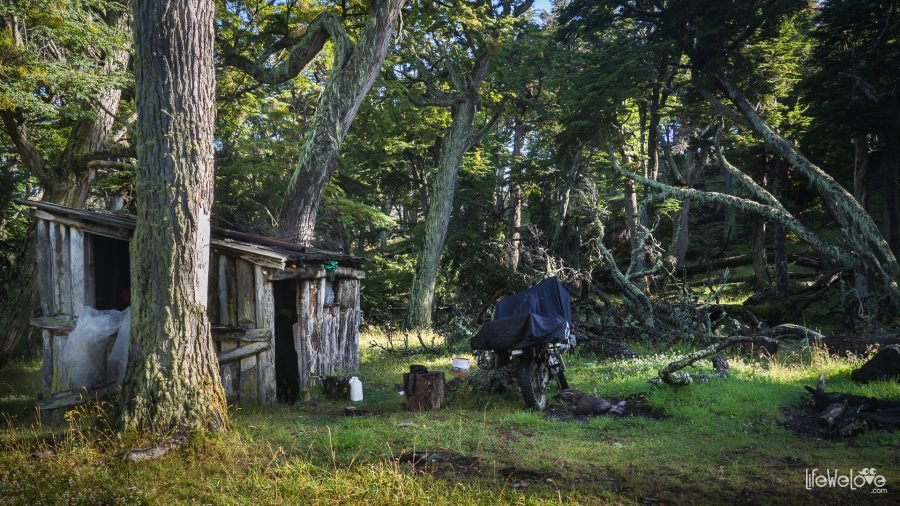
[24,201,366,409]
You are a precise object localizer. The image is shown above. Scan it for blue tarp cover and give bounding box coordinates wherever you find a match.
[470,278,571,350]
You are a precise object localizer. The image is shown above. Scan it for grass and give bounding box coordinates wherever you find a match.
[0,333,898,505]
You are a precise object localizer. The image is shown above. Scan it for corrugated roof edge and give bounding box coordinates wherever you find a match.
[16,199,369,267]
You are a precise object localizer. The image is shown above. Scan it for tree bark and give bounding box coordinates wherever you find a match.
[0,229,36,364]
[273,0,406,244]
[121,0,227,436]
[722,171,736,244]
[715,72,900,305]
[672,199,690,266]
[853,134,870,296]
[771,165,789,295]
[405,93,480,329]
[751,216,768,288]
[668,146,696,266]
[505,117,526,272]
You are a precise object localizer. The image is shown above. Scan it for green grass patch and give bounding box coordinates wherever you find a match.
[0,335,898,504]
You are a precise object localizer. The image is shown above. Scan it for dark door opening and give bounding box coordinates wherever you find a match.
[273,280,300,403]
[91,234,131,310]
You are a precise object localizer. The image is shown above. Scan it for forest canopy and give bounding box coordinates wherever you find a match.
[2,0,899,360]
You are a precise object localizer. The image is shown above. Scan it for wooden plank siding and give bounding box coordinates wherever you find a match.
[215,254,237,401]
[30,212,363,407]
[294,277,361,391]
[210,255,276,404]
[35,220,53,315]
[254,265,276,403]
[236,259,258,403]
[69,228,85,317]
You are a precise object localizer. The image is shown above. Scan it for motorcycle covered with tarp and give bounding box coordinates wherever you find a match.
[470,278,576,410]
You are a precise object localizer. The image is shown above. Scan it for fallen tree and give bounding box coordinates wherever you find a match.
[654,335,779,385]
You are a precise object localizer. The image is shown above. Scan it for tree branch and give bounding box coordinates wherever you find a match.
[0,111,50,181]
[467,107,503,147]
[715,71,900,301]
[714,144,786,213]
[607,148,861,272]
[223,12,353,85]
[657,335,779,385]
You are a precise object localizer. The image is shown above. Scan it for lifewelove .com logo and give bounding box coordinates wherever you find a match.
[805,468,888,493]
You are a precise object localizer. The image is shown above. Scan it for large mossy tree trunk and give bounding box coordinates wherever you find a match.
[405,93,481,329]
[121,0,227,436]
[0,3,131,363]
[224,1,406,246]
[275,0,406,244]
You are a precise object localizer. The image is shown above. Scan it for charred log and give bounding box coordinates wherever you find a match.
[851,345,900,383]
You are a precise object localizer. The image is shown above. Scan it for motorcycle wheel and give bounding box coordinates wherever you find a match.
[556,370,569,390]
[517,359,550,411]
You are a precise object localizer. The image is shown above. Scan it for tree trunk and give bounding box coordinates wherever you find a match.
[670,148,695,266]
[121,0,227,436]
[853,134,870,296]
[552,146,583,250]
[276,0,406,245]
[624,179,640,255]
[672,200,690,266]
[751,216,769,288]
[723,171,736,244]
[882,127,898,256]
[505,117,526,272]
[0,4,131,364]
[405,94,478,329]
[716,73,900,305]
[771,163,788,295]
[0,230,36,364]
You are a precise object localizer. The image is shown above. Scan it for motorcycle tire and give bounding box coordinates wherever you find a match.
[517,359,550,411]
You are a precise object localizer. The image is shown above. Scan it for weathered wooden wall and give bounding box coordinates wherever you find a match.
[31,212,363,407]
[209,254,277,404]
[295,273,361,390]
[33,219,90,399]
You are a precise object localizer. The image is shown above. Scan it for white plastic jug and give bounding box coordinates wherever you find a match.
[349,376,363,402]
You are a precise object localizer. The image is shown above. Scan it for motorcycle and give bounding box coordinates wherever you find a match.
[470,278,576,410]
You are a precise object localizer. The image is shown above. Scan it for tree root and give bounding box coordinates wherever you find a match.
[122,443,177,463]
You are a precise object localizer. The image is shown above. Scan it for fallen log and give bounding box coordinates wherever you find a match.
[803,375,900,435]
[804,375,900,411]
[656,335,779,385]
[576,324,638,359]
[762,324,824,342]
[555,389,625,416]
[122,444,177,463]
[851,345,900,383]
[818,334,900,355]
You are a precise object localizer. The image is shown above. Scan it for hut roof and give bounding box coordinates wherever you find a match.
[21,200,368,271]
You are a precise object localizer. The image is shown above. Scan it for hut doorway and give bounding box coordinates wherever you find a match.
[90,234,131,310]
[273,280,300,403]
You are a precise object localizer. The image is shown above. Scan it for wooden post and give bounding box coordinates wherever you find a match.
[402,372,447,411]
